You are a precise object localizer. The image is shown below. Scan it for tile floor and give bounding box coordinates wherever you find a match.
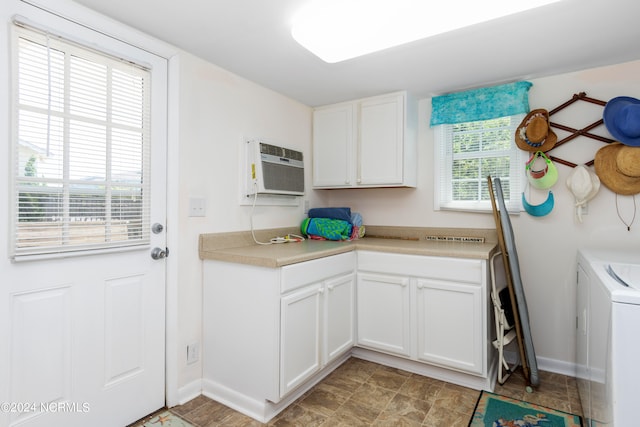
[134,357,583,426]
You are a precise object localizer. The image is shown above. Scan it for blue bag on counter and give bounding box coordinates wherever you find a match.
[308,207,351,223]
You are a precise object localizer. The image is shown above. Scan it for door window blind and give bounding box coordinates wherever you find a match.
[11,24,151,259]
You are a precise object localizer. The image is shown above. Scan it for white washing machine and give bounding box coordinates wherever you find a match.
[577,248,640,427]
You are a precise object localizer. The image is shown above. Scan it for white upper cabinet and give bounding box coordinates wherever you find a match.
[312,103,356,187]
[312,91,417,188]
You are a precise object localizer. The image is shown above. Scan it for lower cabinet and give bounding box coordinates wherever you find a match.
[203,252,355,422]
[203,249,491,423]
[356,251,489,377]
[280,272,355,396]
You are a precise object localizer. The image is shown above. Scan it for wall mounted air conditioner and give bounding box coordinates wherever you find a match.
[245,139,305,197]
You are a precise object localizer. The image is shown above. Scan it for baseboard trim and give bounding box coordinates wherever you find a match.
[503,350,578,378]
[174,378,203,407]
[351,347,497,392]
[202,378,275,422]
[537,355,577,377]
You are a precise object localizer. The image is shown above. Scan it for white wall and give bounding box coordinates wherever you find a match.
[324,60,640,372]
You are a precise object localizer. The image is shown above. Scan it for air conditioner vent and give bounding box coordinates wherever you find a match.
[260,143,303,161]
[246,139,305,196]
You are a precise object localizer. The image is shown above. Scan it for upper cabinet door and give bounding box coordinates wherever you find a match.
[359,93,404,185]
[312,103,356,187]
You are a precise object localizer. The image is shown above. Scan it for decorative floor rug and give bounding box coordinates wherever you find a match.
[139,411,195,427]
[469,391,582,427]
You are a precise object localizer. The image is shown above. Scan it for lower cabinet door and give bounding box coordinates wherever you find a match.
[324,273,355,364]
[357,272,411,357]
[416,278,483,374]
[280,284,322,397]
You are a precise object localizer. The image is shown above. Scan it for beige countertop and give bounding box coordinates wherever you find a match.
[199,226,499,268]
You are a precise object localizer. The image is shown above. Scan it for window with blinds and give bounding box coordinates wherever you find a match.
[11,24,151,258]
[434,114,525,212]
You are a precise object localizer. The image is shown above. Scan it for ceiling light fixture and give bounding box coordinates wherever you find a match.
[291,0,562,63]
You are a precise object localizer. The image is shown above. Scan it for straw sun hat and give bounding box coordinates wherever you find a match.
[515,109,558,152]
[594,142,640,195]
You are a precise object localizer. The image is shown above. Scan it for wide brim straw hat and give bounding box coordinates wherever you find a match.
[603,96,640,146]
[594,142,640,195]
[515,109,558,152]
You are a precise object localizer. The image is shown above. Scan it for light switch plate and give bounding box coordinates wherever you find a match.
[189,197,206,217]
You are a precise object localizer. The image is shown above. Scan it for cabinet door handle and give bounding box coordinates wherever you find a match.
[327,284,334,291]
[318,287,325,294]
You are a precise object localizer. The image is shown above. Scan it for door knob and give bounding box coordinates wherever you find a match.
[151,247,169,260]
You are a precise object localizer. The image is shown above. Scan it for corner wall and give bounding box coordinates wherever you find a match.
[175,52,325,397]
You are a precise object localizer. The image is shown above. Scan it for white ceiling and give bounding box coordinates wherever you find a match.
[72,0,640,107]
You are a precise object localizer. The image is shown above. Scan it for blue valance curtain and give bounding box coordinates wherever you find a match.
[430,81,532,126]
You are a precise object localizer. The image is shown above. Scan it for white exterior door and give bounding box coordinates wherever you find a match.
[0,3,168,427]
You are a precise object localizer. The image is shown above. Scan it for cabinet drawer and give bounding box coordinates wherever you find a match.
[357,251,482,284]
[281,252,356,293]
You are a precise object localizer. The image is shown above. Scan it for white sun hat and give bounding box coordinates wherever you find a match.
[566,164,600,223]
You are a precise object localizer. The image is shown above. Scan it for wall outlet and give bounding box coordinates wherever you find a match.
[186,342,199,364]
[304,200,310,214]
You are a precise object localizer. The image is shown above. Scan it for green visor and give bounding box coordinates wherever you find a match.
[526,151,558,190]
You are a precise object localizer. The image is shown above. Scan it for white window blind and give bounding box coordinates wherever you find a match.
[11,24,151,258]
[434,115,525,212]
